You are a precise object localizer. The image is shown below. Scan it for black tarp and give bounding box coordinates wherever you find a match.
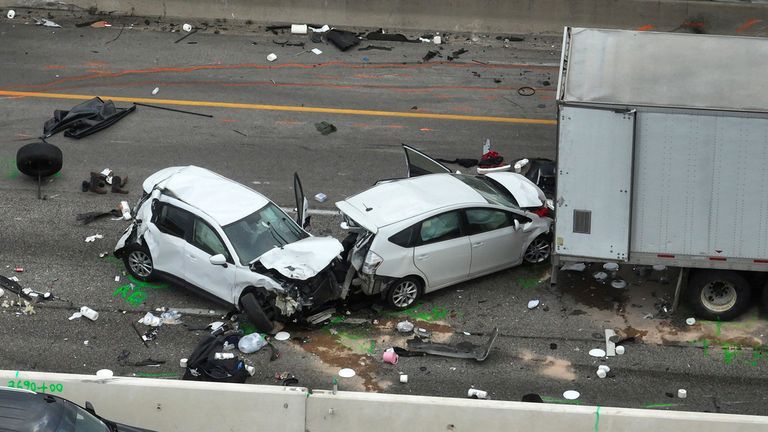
[43,97,136,139]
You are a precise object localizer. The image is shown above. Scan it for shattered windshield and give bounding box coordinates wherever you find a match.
[452,174,519,209]
[223,203,309,265]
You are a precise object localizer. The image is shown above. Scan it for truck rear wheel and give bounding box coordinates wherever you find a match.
[687,270,752,321]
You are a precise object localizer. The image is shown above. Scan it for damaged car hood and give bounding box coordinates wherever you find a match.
[256,236,343,280]
[485,172,546,208]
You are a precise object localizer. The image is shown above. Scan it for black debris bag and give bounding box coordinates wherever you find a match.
[182,335,249,383]
[43,97,136,139]
[326,29,359,51]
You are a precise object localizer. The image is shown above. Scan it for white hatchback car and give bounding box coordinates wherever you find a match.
[336,145,553,309]
[114,166,344,333]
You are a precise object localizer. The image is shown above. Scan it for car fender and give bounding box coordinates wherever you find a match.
[232,272,286,305]
[521,219,553,251]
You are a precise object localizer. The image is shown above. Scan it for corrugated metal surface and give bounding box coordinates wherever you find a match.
[562,28,768,113]
[631,112,768,259]
[555,106,635,261]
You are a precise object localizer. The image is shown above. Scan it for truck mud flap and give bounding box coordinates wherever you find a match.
[399,327,499,361]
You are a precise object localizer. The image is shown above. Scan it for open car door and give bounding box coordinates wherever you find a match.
[293,173,310,230]
[403,144,452,177]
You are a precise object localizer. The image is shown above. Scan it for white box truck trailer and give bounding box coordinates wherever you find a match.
[552,27,768,320]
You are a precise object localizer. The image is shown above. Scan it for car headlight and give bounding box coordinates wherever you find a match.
[362,250,383,274]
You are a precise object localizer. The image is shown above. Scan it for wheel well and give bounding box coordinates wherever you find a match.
[388,275,426,291]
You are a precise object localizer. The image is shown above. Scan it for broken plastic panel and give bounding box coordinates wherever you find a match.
[43,97,136,139]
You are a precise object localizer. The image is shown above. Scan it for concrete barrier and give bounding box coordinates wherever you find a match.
[0,370,307,432]
[3,370,768,431]
[1,0,767,35]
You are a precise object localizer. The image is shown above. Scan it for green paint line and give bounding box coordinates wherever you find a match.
[716,318,721,337]
[594,406,600,432]
[133,372,178,378]
[643,403,676,408]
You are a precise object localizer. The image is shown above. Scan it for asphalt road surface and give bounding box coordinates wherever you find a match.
[1,11,767,417]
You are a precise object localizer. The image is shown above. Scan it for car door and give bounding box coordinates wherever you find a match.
[293,172,310,230]
[183,216,237,301]
[412,210,471,291]
[403,144,452,177]
[145,202,194,275]
[465,208,526,277]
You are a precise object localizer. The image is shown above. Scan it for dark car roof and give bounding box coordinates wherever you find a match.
[0,388,66,432]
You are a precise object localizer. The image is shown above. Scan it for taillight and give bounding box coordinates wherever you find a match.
[362,250,383,274]
[534,206,550,218]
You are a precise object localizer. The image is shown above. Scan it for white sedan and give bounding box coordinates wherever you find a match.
[336,145,553,309]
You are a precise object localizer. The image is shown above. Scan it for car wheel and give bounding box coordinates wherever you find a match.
[687,270,752,321]
[523,235,551,264]
[122,244,154,282]
[387,277,422,310]
[240,292,275,334]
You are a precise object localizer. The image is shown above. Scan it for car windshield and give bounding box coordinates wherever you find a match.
[223,202,309,265]
[451,174,519,209]
[56,402,110,432]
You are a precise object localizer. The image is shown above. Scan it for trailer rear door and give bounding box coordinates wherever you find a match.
[555,106,635,261]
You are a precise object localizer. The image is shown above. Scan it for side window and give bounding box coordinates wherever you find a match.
[192,218,230,259]
[418,211,463,245]
[466,208,512,235]
[155,204,193,238]
[389,225,416,248]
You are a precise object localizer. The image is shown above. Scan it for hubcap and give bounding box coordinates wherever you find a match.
[524,238,551,263]
[392,280,418,308]
[128,250,153,278]
[700,281,737,313]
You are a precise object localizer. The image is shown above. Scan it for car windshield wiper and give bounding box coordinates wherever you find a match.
[265,221,288,246]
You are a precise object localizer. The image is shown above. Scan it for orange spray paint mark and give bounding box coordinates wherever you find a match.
[736,19,762,33]
[636,24,655,31]
[219,118,237,123]
[44,65,66,70]
[419,128,433,132]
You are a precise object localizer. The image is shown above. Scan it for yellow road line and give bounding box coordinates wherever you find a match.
[0,90,557,125]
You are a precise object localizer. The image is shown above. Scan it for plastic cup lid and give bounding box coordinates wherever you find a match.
[611,279,627,289]
[563,390,580,400]
[685,317,696,326]
[274,331,290,341]
[338,368,356,378]
[589,348,606,357]
[603,262,619,271]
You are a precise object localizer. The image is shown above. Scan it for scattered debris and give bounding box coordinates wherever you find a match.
[468,388,488,399]
[605,329,616,357]
[133,102,214,118]
[160,310,182,324]
[589,348,606,358]
[265,24,291,34]
[561,262,586,272]
[142,327,159,342]
[182,23,193,32]
[327,29,359,51]
[527,299,540,309]
[6,10,15,19]
[433,35,442,44]
[396,320,414,333]
[43,97,136,139]
[611,279,627,289]
[615,345,626,355]
[35,18,61,28]
[593,271,608,282]
[338,368,356,378]
[563,390,580,400]
[677,389,687,399]
[383,348,399,364]
[13,266,23,273]
[414,327,431,338]
[422,50,440,62]
[358,45,392,51]
[84,234,104,243]
[90,21,111,28]
[447,48,467,61]
[152,87,160,95]
[399,374,408,383]
[291,24,308,34]
[238,333,266,353]
[76,209,121,224]
[267,53,278,62]
[311,48,323,55]
[315,121,337,135]
[131,322,149,347]
[596,368,607,379]
[274,331,290,341]
[686,317,696,326]
[517,86,536,96]
[138,312,163,326]
[364,31,419,43]
[401,327,498,361]
[314,192,327,202]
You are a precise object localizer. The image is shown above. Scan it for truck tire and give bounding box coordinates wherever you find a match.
[240,292,275,334]
[687,270,752,321]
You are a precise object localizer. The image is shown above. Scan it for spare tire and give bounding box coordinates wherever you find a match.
[17,141,63,178]
[240,292,275,334]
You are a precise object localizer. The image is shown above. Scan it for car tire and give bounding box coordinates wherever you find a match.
[523,235,551,264]
[122,244,155,282]
[386,277,422,310]
[16,141,63,178]
[240,292,275,334]
[687,270,752,321]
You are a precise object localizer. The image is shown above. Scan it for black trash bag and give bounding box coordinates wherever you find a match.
[326,29,359,51]
[43,97,136,139]
[182,335,249,383]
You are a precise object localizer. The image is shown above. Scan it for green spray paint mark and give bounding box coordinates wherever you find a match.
[112,275,169,307]
[643,403,676,408]
[723,344,744,365]
[133,372,178,378]
[3,158,20,179]
[541,396,582,405]
[365,339,376,355]
[240,322,258,335]
[594,406,600,432]
[517,277,541,290]
[386,304,450,322]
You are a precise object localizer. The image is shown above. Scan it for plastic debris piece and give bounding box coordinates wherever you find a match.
[678,389,687,399]
[399,374,408,383]
[593,271,608,281]
[561,262,586,272]
[7,10,15,19]
[603,262,619,272]
[611,279,627,289]
[605,329,616,356]
[309,24,330,33]
[596,368,607,378]
[315,121,337,135]
[685,317,696,326]
[9,276,19,282]
[433,35,442,44]
[291,24,308,34]
[96,369,113,377]
[238,333,267,353]
[182,23,193,32]
[652,265,667,271]
[589,348,606,357]
[598,365,610,373]
[138,312,162,326]
[266,53,277,62]
[338,368,356,378]
[151,87,159,95]
[160,310,182,324]
[396,321,414,333]
[90,20,111,28]
[563,390,580,400]
[85,234,104,243]
[311,48,323,55]
[14,266,23,273]
[314,192,327,202]
[68,312,82,320]
[274,331,290,341]
[36,18,61,28]
[527,299,540,309]
[382,348,398,365]
[616,345,625,355]
[80,306,98,321]
[467,388,488,399]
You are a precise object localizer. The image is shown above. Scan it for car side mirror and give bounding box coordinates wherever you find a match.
[85,401,96,415]
[513,219,521,231]
[210,254,227,267]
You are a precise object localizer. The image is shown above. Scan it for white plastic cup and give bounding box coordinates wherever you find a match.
[80,306,99,321]
[179,358,188,368]
[596,368,607,379]
[615,345,625,355]
[182,23,193,32]
[399,374,408,383]
[7,9,15,19]
[245,365,256,376]
[678,389,687,399]
[291,24,308,34]
[433,35,442,44]
[467,388,488,399]
[598,365,610,373]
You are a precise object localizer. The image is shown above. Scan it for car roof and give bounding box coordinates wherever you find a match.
[0,388,65,432]
[142,166,270,226]
[338,174,489,229]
